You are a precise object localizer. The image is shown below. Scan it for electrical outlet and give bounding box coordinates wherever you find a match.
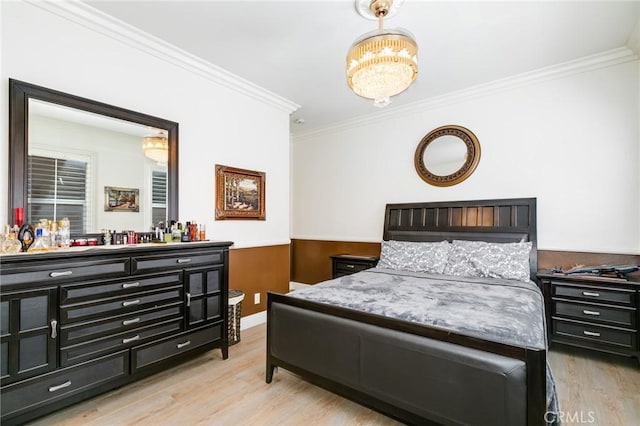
[254,293,260,304]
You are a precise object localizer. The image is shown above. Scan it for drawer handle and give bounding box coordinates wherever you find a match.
[582,291,600,297]
[583,310,601,316]
[122,282,140,289]
[48,380,72,392]
[177,258,192,264]
[51,319,58,339]
[186,293,191,307]
[177,340,191,349]
[122,317,140,326]
[50,271,72,278]
[345,264,355,269]
[122,335,140,344]
[122,299,140,307]
[583,330,601,337]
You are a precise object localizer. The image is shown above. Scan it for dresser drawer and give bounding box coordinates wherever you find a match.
[61,272,182,305]
[131,249,224,274]
[60,305,183,346]
[0,257,130,287]
[554,301,636,328]
[132,324,222,372]
[552,282,635,306]
[553,319,636,349]
[1,351,128,418]
[61,287,182,324]
[61,318,183,366]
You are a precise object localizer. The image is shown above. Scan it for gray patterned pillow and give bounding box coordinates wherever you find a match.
[443,240,532,282]
[377,240,451,274]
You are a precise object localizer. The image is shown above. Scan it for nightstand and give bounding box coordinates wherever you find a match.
[331,255,379,279]
[538,270,639,362]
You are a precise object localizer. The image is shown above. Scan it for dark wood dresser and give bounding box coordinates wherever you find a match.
[538,270,639,363]
[0,241,232,425]
[331,254,379,279]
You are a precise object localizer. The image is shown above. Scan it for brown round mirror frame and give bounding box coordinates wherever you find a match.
[414,125,481,187]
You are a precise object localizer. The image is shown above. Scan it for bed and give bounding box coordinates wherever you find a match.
[266,198,558,425]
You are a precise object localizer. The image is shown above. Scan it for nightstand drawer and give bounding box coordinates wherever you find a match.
[553,283,635,306]
[336,262,372,274]
[554,301,636,328]
[331,255,379,279]
[553,319,636,349]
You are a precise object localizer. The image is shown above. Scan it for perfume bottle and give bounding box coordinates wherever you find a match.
[58,217,71,248]
[2,228,22,253]
[29,227,49,252]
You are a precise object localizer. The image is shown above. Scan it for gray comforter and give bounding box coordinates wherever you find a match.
[289,268,560,423]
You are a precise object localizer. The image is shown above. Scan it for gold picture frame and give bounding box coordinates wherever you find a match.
[215,164,265,220]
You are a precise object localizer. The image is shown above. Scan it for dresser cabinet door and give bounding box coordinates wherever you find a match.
[185,266,223,327]
[1,288,58,386]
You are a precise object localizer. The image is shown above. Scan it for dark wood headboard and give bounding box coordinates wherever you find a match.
[383,198,537,280]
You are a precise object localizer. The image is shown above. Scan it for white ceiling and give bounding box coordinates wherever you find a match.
[86,1,639,135]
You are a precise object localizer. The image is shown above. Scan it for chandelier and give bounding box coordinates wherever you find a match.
[347,0,418,107]
[142,130,168,164]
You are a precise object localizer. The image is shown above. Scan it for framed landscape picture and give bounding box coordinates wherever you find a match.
[215,164,265,220]
[104,186,140,212]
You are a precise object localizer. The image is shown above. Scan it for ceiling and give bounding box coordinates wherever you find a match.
[86,1,639,135]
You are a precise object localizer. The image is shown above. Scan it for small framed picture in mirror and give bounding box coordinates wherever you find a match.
[104,186,140,212]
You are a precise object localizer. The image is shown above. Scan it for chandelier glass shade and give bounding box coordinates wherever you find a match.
[347,0,418,107]
[142,132,168,164]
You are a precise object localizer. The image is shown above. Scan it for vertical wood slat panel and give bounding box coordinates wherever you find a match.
[516,205,529,228]
[400,209,411,227]
[482,207,494,226]
[411,209,423,228]
[451,208,462,227]
[498,206,511,227]
[465,207,478,227]
[425,208,435,228]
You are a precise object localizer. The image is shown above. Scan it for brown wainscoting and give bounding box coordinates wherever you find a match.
[229,244,290,316]
[291,239,381,284]
[291,239,639,285]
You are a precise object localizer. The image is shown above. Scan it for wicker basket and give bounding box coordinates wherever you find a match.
[228,290,244,346]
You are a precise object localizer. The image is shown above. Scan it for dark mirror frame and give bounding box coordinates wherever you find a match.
[414,124,481,187]
[8,78,179,231]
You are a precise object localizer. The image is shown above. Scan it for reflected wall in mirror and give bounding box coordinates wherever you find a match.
[9,79,179,235]
[414,125,481,187]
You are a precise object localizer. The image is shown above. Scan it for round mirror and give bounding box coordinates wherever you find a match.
[414,125,480,187]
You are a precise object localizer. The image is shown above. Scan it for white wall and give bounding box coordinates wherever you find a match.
[1,1,294,248]
[292,60,640,255]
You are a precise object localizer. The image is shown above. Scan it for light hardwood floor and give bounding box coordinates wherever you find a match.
[27,325,639,426]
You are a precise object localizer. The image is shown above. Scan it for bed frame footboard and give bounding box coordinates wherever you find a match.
[266,292,546,425]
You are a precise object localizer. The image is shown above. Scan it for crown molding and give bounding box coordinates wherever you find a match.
[293,47,638,142]
[27,0,299,114]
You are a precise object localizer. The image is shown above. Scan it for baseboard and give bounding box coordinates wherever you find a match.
[289,281,311,290]
[240,310,266,330]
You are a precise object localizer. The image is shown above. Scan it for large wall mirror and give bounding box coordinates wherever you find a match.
[8,79,179,236]
[414,125,481,187]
